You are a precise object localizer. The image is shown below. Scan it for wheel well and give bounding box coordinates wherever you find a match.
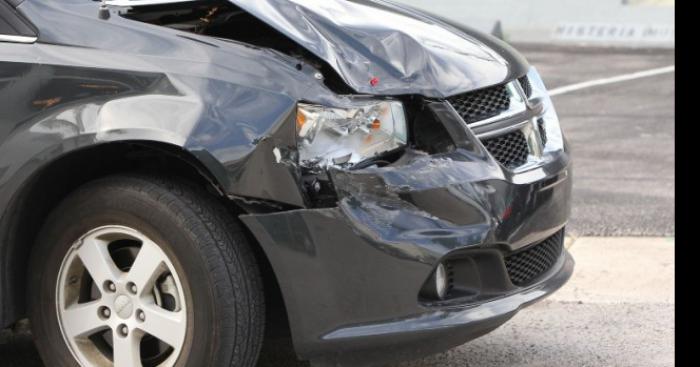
[0,142,292,345]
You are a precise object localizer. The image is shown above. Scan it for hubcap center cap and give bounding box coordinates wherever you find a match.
[114,295,134,319]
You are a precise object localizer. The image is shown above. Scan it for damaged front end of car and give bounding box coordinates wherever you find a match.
[27,0,574,364]
[238,67,574,365]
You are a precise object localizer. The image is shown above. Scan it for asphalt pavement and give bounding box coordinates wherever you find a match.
[521,45,675,237]
[387,45,676,367]
[0,45,675,367]
[389,236,675,367]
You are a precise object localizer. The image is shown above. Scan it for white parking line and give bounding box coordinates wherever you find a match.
[549,65,675,96]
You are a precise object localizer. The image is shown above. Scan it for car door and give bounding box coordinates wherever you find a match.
[0,0,39,326]
[0,0,39,175]
[1,0,38,202]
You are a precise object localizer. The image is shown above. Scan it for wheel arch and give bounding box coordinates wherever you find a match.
[0,140,290,343]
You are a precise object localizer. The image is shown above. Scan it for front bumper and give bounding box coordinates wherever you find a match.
[240,127,573,365]
[313,251,574,366]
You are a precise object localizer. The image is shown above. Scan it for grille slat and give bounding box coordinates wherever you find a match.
[537,118,547,146]
[482,131,529,169]
[447,84,510,124]
[505,230,564,286]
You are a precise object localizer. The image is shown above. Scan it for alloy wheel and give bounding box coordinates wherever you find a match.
[55,225,188,367]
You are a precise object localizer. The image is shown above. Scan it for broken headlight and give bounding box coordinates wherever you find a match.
[296,100,407,167]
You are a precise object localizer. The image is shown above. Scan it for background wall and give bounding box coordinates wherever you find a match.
[393,0,675,48]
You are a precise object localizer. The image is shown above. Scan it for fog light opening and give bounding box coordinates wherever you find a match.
[435,263,448,300]
[420,262,453,302]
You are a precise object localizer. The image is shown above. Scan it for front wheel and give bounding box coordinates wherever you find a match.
[28,174,265,367]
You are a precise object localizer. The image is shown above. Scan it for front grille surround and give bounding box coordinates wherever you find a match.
[537,118,547,146]
[518,75,532,98]
[447,84,510,124]
[505,230,564,286]
[445,79,547,171]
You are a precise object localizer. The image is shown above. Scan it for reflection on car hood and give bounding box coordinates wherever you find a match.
[229,0,529,98]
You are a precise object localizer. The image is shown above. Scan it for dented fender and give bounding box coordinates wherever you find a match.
[7,0,534,210]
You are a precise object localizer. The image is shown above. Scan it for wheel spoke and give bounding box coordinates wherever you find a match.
[77,237,121,287]
[61,301,106,338]
[138,305,186,349]
[113,330,142,367]
[127,239,166,295]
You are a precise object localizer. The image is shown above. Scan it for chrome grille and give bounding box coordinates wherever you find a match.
[447,84,510,124]
[505,229,564,286]
[481,130,529,169]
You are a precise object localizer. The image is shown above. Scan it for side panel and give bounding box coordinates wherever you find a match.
[2,0,358,324]
[0,39,305,325]
[0,52,188,325]
[8,0,349,208]
[0,35,314,208]
[0,53,193,210]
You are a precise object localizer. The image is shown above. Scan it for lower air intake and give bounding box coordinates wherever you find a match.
[505,229,564,286]
[482,130,529,169]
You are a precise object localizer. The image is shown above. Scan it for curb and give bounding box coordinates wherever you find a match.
[564,235,578,249]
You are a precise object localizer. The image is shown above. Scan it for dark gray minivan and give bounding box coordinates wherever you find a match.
[0,0,574,366]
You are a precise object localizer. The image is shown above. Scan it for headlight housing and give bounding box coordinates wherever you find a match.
[526,67,564,153]
[296,100,408,167]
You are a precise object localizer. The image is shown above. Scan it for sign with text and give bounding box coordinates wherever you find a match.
[624,0,674,5]
[554,23,674,44]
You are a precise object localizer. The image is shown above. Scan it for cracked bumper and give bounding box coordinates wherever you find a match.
[240,143,573,366]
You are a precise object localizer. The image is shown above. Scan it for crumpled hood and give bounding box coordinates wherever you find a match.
[230,0,529,98]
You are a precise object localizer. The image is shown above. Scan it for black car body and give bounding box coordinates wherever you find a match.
[0,0,574,366]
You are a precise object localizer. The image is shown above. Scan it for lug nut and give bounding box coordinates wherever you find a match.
[117,324,129,337]
[127,282,137,295]
[99,306,111,319]
[136,309,145,322]
[104,281,116,293]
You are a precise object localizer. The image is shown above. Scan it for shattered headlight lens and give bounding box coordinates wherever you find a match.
[296,100,407,167]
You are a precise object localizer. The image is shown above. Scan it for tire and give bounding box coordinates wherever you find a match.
[27,174,265,367]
